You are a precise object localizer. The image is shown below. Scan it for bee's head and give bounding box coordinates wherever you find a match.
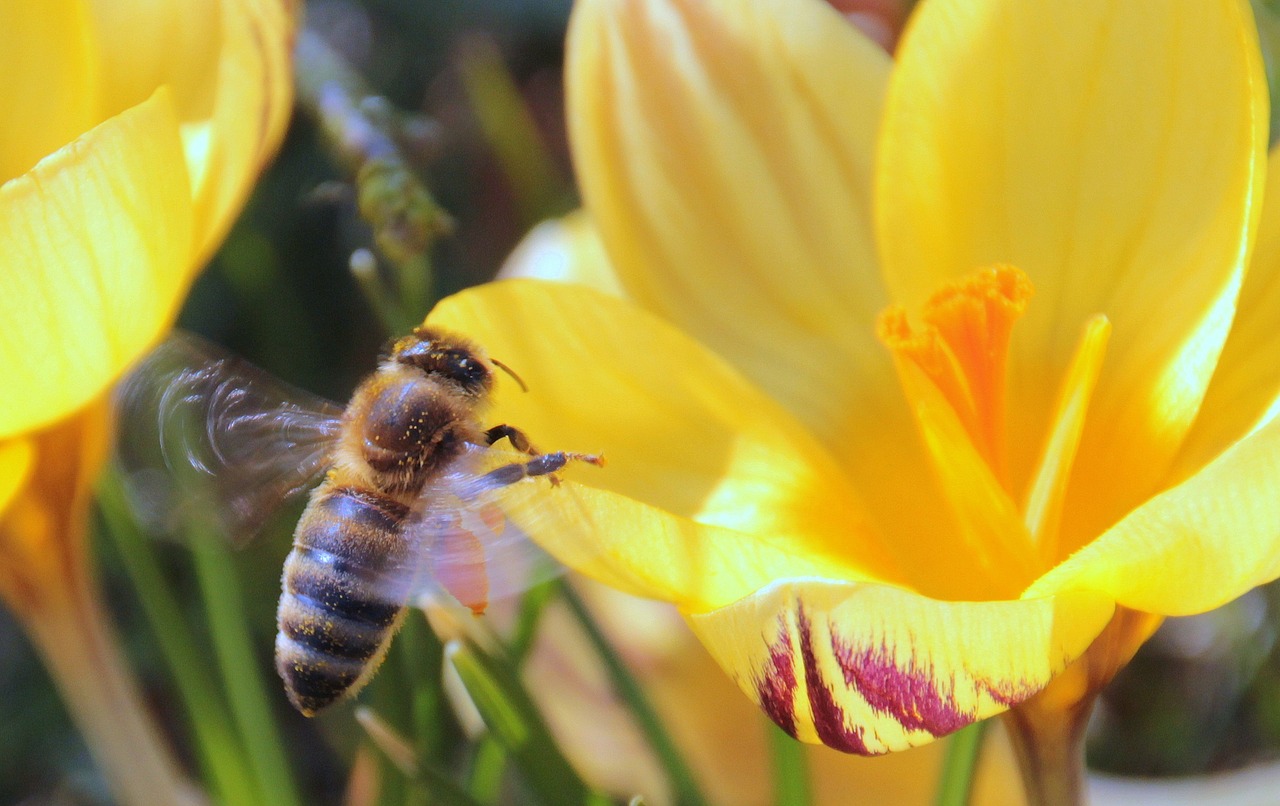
[388,327,493,397]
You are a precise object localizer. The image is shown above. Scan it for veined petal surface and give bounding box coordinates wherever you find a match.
[426,280,907,600]
[568,0,971,594]
[86,0,295,263]
[0,91,193,438]
[878,0,1267,553]
[688,579,1113,754]
[1174,146,1280,478]
[1026,414,1280,615]
[0,0,99,182]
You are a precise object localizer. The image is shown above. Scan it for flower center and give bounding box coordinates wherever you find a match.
[878,267,1111,590]
[878,266,1031,481]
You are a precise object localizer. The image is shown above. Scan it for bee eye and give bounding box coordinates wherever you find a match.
[394,341,491,395]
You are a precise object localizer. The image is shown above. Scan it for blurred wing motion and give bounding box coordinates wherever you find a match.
[115,332,345,544]
[399,446,596,614]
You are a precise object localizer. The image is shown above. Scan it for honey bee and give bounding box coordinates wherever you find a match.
[116,326,602,716]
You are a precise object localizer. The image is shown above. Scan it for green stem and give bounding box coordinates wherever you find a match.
[767,719,811,806]
[190,537,302,806]
[557,582,708,806]
[465,736,507,804]
[97,474,257,806]
[19,547,204,806]
[934,721,988,806]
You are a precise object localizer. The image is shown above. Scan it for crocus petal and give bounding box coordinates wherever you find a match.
[687,579,1114,754]
[184,0,295,262]
[0,90,193,438]
[878,0,1267,551]
[1173,146,1280,478]
[498,211,624,297]
[0,440,34,517]
[426,280,908,606]
[85,0,295,263]
[1026,414,1280,615]
[0,0,99,182]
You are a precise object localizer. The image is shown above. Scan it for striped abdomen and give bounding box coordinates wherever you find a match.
[275,484,411,716]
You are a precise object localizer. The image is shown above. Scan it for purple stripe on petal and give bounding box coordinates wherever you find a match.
[796,605,872,755]
[756,613,799,737]
[831,636,970,737]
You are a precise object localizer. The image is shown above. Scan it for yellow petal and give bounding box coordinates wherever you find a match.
[0,90,193,438]
[0,0,99,181]
[687,579,1114,754]
[1174,146,1280,479]
[0,439,35,518]
[568,0,968,591]
[85,0,295,264]
[185,0,295,263]
[498,211,624,297]
[84,0,221,121]
[426,279,907,607]
[1026,413,1280,615]
[878,0,1267,550]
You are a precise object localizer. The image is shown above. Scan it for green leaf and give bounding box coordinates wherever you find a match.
[447,639,608,806]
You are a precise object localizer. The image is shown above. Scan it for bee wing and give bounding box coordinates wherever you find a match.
[395,446,594,614]
[115,331,345,545]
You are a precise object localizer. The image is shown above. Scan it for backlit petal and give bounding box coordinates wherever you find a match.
[0,90,193,438]
[498,211,624,296]
[84,0,221,121]
[426,280,907,604]
[185,0,295,262]
[878,0,1267,552]
[687,579,1113,754]
[0,0,99,181]
[1173,146,1280,479]
[86,0,295,263]
[568,0,952,566]
[1026,414,1280,615]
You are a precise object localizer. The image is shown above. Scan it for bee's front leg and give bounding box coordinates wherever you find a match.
[484,424,540,456]
[482,451,605,488]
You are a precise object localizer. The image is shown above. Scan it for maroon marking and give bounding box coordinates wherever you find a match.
[979,677,1037,707]
[832,636,969,737]
[795,605,872,754]
[756,614,799,738]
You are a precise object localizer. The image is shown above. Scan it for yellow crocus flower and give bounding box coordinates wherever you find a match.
[437,0,1280,798]
[0,0,293,802]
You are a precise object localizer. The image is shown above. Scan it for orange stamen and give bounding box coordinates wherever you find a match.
[878,266,1033,480]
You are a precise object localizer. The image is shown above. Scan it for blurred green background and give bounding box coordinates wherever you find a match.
[8,0,1280,802]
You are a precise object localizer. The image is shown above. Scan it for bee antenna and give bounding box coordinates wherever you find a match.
[490,358,529,393]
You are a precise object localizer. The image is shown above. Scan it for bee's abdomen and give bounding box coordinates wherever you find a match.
[276,485,410,716]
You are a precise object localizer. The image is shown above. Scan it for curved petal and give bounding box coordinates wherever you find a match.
[498,211,624,297]
[0,90,193,438]
[567,0,953,564]
[86,0,295,263]
[878,0,1267,551]
[185,0,295,262]
[0,0,99,182]
[84,0,221,121]
[1026,413,1280,615]
[426,279,924,600]
[1173,146,1280,479]
[0,439,34,518]
[687,579,1114,755]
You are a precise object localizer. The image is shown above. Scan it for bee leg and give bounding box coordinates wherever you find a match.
[484,424,541,456]
[482,451,605,488]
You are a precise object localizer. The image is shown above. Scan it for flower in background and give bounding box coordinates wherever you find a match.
[0,0,294,801]
[441,0,1280,798]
